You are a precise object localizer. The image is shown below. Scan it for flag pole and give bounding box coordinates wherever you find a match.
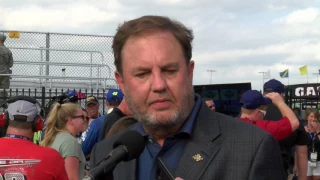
[288,72,289,86]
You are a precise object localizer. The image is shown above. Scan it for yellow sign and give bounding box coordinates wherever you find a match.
[8,31,20,39]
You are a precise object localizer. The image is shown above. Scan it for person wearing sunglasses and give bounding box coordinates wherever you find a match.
[237,90,299,141]
[41,103,88,180]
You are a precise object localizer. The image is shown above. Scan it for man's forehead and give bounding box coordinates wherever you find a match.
[121,33,184,69]
[123,31,180,51]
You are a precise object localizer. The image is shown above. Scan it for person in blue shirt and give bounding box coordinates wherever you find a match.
[80,89,124,157]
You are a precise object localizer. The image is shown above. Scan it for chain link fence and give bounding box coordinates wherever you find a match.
[0,30,116,89]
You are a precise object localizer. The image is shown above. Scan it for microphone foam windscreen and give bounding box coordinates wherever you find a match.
[113,130,146,161]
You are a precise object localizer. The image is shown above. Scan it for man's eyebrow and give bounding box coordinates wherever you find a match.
[161,63,179,69]
[131,63,179,73]
[132,67,150,73]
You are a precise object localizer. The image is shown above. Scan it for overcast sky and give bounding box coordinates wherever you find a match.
[0,0,320,91]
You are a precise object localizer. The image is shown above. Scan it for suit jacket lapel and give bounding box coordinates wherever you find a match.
[175,104,221,180]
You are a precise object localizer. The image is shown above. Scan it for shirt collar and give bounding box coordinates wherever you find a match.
[136,94,202,137]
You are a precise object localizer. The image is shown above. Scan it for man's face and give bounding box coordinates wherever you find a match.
[86,103,99,119]
[205,100,215,111]
[116,31,195,129]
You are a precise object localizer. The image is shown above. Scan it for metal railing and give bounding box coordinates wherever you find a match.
[0,30,116,90]
[9,47,111,78]
[0,74,117,91]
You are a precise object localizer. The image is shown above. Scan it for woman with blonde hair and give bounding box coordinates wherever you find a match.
[302,108,320,180]
[41,103,89,180]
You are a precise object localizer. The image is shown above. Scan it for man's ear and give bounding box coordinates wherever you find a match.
[188,60,195,82]
[115,71,125,95]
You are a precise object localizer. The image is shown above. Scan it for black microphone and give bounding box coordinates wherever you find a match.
[83,130,146,180]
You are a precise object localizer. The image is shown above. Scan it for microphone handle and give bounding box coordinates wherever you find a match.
[83,146,127,180]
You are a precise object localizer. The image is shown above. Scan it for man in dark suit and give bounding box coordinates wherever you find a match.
[90,15,286,180]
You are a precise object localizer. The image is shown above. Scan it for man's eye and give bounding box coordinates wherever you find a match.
[136,72,148,78]
[165,69,177,75]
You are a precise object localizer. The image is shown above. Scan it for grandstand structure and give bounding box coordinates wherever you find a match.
[0,30,118,113]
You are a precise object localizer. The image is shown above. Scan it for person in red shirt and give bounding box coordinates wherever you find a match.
[0,96,68,180]
[238,90,299,141]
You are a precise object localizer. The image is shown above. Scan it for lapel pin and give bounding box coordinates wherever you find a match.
[192,154,203,162]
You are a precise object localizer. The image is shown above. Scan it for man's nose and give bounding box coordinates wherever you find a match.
[151,72,167,93]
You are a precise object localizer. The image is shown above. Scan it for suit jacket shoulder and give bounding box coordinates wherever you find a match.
[175,105,286,180]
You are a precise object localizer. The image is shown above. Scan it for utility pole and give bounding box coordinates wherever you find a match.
[258,71,267,88]
[207,70,216,84]
[313,69,320,85]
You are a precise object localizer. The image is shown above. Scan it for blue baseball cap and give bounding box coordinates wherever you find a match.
[263,79,285,93]
[106,89,123,103]
[240,90,271,109]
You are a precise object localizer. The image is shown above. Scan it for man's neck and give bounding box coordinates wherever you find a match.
[6,127,34,140]
[118,103,129,116]
[240,114,256,121]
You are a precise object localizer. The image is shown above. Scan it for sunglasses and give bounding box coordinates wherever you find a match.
[72,115,89,122]
[256,109,266,116]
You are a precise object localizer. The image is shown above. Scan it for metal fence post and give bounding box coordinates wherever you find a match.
[45,33,50,85]
[41,86,46,109]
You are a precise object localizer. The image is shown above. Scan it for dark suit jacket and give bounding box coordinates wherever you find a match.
[90,104,286,180]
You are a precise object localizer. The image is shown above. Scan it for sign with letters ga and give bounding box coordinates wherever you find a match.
[8,31,20,39]
[294,86,320,97]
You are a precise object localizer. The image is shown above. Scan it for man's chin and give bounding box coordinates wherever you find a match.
[142,113,181,128]
[142,121,178,130]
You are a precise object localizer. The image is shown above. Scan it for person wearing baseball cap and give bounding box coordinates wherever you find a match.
[264,78,286,94]
[85,95,100,124]
[100,89,132,139]
[263,79,308,178]
[0,96,68,179]
[105,89,124,113]
[237,90,299,141]
[81,89,124,155]
[81,95,103,159]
